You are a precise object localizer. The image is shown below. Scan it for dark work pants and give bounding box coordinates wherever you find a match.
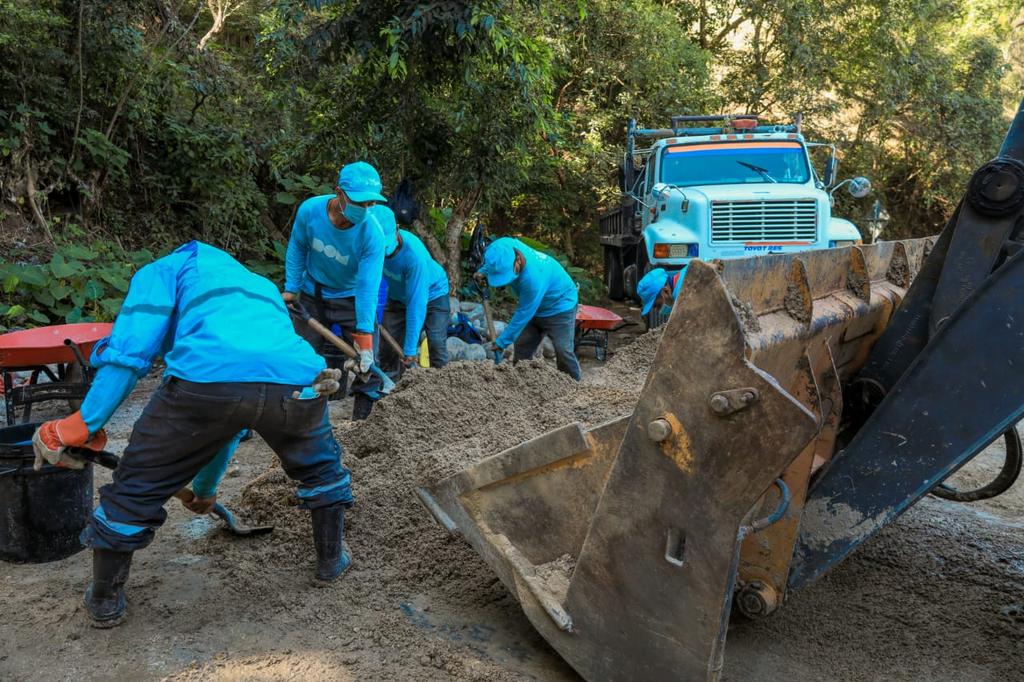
[291,293,382,399]
[513,306,582,381]
[81,377,353,552]
[379,295,451,378]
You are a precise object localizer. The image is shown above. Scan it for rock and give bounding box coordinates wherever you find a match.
[463,344,488,361]
[445,336,467,361]
[492,320,507,337]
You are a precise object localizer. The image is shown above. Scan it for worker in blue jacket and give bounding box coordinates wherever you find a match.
[32,241,353,629]
[637,267,686,319]
[379,214,451,374]
[283,161,389,420]
[477,237,581,380]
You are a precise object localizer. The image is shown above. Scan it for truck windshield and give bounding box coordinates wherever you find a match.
[660,141,810,186]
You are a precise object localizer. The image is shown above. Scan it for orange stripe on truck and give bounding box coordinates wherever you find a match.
[666,142,803,153]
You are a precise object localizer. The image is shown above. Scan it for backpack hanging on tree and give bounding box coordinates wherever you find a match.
[388,177,420,227]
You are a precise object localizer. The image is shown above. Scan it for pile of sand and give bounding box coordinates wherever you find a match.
[205,342,654,679]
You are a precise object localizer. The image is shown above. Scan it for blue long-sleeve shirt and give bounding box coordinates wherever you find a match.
[284,195,387,333]
[383,230,450,356]
[79,242,325,498]
[80,241,326,432]
[493,239,578,349]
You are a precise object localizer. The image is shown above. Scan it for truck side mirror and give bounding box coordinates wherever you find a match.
[824,154,839,187]
[847,176,871,198]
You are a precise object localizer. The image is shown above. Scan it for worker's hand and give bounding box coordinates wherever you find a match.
[281,291,296,302]
[31,412,108,471]
[312,368,343,396]
[181,493,217,515]
[482,340,504,365]
[401,355,417,368]
[349,333,375,374]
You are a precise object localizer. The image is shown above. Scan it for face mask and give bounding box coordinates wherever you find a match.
[660,304,673,317]
[343,202,367,224]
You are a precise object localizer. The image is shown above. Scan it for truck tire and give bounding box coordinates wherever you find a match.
[604,248,625,301]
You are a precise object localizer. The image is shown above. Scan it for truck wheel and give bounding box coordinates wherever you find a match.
[604,248,625,301]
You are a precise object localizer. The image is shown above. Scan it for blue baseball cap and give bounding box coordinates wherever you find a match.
[338,161,387,203]
[368,205,399,255]
[638,268,669,315]
[479,238,519,287]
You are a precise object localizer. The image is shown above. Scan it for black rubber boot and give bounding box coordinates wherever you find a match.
[351,393,373,421]
[310,503,352,584]
[84,548,133,628]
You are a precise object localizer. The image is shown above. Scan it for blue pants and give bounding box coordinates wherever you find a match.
[380,294,450,376]
[292,293,382,399]
[513,306,581,381]
[82,377,352,552]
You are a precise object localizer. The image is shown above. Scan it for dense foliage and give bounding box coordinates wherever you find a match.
[1,0,1021,326]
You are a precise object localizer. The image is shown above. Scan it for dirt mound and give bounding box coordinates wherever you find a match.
[212,356,643,679]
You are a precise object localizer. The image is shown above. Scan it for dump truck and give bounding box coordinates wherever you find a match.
[419,99,1024,680]
[601,114,870,326]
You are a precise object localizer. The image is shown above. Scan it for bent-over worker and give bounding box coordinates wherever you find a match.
[284,161,390,420]
[380,211,451,375]
[32,241,354,629]
[637,266,686,318]
[477,237,581,380]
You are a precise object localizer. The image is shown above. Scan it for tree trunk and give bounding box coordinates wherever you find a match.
[441,188,482,294]
[198,13,225,50]
[410,218,446,266]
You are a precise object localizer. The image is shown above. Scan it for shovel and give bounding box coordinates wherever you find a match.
[287,301,397,395]
[68,447,274,537]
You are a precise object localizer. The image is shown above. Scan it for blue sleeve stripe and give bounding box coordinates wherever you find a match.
[177,286,284,319]
[119,303,176,317]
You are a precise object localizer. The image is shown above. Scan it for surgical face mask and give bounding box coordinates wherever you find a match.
[342,201,367,225]
[660,304,673,317]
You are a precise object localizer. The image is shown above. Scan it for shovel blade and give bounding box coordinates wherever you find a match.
[211,502,274,537]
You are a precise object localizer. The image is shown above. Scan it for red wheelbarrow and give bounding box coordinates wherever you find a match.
[574,304,629,362]
[0,323,112,424]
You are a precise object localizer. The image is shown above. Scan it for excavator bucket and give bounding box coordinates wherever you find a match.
[418,238,933,681]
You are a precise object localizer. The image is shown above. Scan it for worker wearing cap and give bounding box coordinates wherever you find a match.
[637,267,686,319]
[283,161,390,420]
[478,237,581,380]
[379,212,451,374]
[32,241,354,629]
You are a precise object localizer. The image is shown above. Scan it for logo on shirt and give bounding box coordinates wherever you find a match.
[383,266,403,281]
[312,238,350,265]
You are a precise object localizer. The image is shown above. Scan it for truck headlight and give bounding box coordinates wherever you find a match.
[653,243,699,259]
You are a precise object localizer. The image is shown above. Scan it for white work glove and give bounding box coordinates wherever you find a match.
[32,426,86,471]
[311,368,343,397]
[345,332,375,376]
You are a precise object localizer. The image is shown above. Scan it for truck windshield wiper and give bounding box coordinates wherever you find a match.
[737,161,777,183]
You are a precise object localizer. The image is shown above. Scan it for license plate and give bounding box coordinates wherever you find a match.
[669,244,689,258]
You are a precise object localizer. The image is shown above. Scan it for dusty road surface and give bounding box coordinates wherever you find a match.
[2,326,1023,681]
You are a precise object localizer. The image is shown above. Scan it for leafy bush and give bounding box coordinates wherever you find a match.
[0,240,152,332]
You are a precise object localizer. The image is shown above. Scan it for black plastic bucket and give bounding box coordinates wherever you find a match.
[0,423,93,563]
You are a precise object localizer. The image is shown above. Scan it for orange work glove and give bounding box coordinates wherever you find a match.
[32,411,108,471]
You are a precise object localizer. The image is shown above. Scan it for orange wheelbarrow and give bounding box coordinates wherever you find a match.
[574,304,629,362]
[0,323,112,424]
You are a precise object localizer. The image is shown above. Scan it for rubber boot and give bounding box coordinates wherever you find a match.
[310,503,352,584]
[351,393,373,421]
[84,548,133,628]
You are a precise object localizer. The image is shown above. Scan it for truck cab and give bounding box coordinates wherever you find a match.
[600,115,868,324]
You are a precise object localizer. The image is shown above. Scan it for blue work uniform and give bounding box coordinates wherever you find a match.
[79,241,353,552]
[284,197,388,399]
[380,230,450,372]
[487,238,581,380]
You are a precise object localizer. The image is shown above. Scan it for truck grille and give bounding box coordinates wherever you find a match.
[710,199,818,243]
